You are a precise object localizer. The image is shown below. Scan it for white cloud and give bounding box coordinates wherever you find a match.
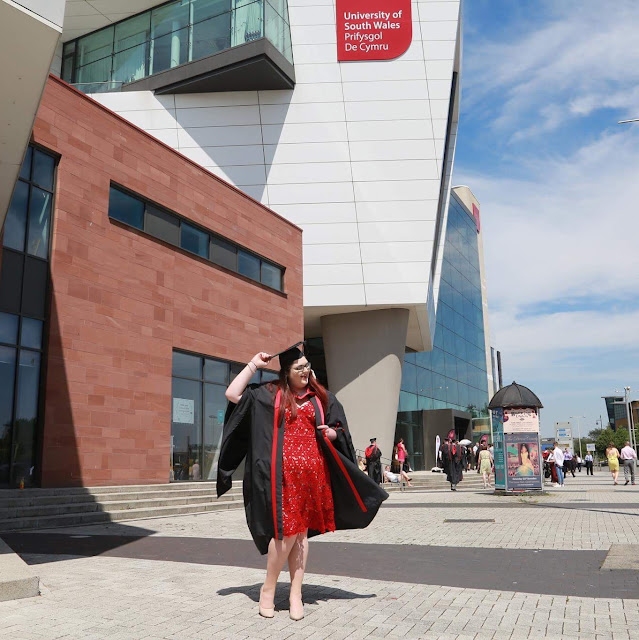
[462,0,639,138]
[456,1,639,427]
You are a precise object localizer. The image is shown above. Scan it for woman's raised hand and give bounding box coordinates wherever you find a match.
[251,352,272,369]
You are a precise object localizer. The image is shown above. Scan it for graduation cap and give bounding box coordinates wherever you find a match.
[370,438,377,443]
[271,341,306,370]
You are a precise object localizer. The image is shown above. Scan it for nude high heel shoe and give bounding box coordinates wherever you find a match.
[259,587,275,618]
[289,599,304,621]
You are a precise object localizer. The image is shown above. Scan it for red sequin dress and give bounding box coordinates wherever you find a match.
[282,400,335,537]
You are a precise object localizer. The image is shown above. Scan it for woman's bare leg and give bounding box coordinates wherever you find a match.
[288,531,309,618]
[261,535,297,609]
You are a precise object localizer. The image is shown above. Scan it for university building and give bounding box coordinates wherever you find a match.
[0,0,495,487]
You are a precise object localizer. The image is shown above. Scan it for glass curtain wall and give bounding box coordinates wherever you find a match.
[399,192,490,419]
[0,146,56,488]
[62,0,293,92]
[171,350,277,482]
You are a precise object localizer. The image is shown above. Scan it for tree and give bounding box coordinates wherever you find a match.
[595,428,630,457]
[587,428,603,440]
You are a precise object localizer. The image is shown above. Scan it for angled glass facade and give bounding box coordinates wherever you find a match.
[399,191,490,417]
[61,0,292,92]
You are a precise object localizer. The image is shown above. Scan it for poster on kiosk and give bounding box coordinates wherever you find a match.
[503,408,542,491]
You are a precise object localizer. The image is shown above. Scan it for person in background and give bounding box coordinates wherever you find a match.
[620,441,637,486]
[477,443,493,489]
[383,465,412,486]
[605,442,620,485]
[357,456,366,473]
[396,438,408,473]
[473,443,479,470]
[584,452,594,475]
[365,438,383,485]
[576,454,582,472]
[563,448,575,477]
[552,442,565,487]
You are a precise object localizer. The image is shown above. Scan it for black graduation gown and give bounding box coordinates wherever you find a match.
[217,383,389,555]
[365,446,383,484]
[442,442,463,485]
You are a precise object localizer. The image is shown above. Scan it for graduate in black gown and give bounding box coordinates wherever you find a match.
[441,430,463,491]
[365,437,383,484]
[217,342,388,621]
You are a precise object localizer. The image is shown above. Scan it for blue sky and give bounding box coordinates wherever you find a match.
[453,0,639,437]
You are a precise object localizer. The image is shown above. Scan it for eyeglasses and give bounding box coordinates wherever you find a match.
[291,363,312,373]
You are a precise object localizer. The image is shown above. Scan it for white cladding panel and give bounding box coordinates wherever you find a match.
[88,0,461,326]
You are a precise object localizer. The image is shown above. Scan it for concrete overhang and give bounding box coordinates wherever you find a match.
[0,0,62,231]
[123,38,295,94]
[305,302,433,353]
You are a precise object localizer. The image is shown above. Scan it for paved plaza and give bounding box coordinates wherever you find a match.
[2,474,639,639]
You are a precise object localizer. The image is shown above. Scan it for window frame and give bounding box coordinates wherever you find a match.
[108,183,286,293]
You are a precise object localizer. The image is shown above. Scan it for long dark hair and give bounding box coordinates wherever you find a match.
[272,367,329,423]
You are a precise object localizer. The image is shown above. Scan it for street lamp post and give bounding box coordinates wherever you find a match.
[624,387,636,453]
[570,415,585,457]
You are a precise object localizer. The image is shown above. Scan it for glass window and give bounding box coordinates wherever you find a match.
[445,379,458,405]
[108,187,144,229]
[26,187,52,259]
[172,351,202,379]
[21,258,48,319]
[416,367,432,397]
[12,349,41,487]
[0,313,19,345]
[0,251,24,314]
[260,262,282,290]
[151,1,190,38]
[0,346,17,486]
[113,44,148,84]
[414,350,431,369]
[203,382,227,479]
[417,395,433,411]
[211,235,237,271]
[115,12,150,52]
[20,318,43,350]
[4,181,29,252]
[191,11,232,60]
[181,223,209,258]
[232,0,264,46]
[150,26,189,74]
[431,347,445,375]
[261,370,279,382]
[238,250,260,281]
[443,327,455,355]
[230,362,244,382]
[62,41,76,82]
[32,150,55,192]
[432,373,447,402]
[401,362,417,394]
[146,205,179,245]
[171,377,202,481]
[444,352,457,380]
[76,57,113,86]
[204,358,228,384]
[398,391,418,412]
[19,147,32,181]
[77,27,114,66]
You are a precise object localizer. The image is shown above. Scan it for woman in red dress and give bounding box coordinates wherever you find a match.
[224,344,339,621]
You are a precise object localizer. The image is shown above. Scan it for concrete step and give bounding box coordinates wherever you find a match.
[0,492,244,520]
[0,486,242,509]
[0,499,245,532]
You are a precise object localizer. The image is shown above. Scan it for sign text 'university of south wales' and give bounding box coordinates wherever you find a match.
[336,0,412,61]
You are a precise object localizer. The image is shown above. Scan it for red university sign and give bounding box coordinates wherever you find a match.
[336,0,412,61]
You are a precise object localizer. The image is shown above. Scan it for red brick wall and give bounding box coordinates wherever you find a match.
[34,76,303,487]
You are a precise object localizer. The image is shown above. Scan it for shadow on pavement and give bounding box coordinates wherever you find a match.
[218,582,376,606]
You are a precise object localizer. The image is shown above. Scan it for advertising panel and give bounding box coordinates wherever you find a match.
[492,408,506,489]
[555,422,572,446]
[505,432,542,491]
[586,443,596,452]
[503,407,539,434]
[336,0,413,61]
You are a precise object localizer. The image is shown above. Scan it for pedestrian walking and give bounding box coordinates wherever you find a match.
[563,448,575,477]
[396,438,408,473]
[584,452,594,475]
[478,443,493,489]
[365,438,383,484]
[218,343,387,621]
[576,455,582,472]
[552,442,565,487]
[605,442,621,485]
[442,433,463,491]
[620,441,637,486]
